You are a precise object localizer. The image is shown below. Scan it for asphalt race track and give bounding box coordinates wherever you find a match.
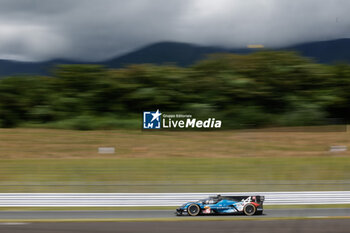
[1,219,350,233]
[0,209,350,233]
[0,208,350,220]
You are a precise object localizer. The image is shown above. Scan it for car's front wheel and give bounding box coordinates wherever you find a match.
[243,203,256,216]
[187,204,201,216]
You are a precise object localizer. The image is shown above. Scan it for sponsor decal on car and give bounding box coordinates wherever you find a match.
[203,206,211,214]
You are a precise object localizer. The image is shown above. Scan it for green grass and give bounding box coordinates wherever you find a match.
[0,128,349,192]
[0,157,350,192]
[1,127,350,159]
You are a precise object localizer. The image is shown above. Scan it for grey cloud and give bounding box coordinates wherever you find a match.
[0,0,349,61]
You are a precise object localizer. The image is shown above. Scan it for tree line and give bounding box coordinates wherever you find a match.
[0,50,349,130]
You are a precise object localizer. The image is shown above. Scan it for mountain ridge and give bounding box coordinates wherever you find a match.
[0,39,349,77]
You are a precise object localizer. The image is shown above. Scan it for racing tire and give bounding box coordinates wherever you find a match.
[243,203,256,216]
[187,204,201,216]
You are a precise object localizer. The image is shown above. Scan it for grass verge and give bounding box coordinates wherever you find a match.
[0,127,349,159]
[0,128,349,192]
[0,157,350,192]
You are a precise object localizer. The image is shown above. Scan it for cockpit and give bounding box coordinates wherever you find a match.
[199,196,221,204]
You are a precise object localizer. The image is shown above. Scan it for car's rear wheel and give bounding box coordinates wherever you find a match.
[187,204,200,216]
[243,203,256,216]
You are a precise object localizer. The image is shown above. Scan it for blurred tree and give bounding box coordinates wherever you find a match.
[0,51,348,129]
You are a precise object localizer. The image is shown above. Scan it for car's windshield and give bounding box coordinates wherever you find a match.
[199,198,218,204]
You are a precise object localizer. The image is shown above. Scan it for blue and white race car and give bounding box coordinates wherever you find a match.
[176,195,264,216]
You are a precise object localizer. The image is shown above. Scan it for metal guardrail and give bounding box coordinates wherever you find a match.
[0,191,349,206]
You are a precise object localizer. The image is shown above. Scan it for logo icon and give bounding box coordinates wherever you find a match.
[143,109,162,129]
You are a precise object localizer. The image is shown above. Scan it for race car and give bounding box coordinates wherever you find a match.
[175,195,264,216]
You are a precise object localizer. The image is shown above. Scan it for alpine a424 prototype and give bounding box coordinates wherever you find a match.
[176,195,264,216]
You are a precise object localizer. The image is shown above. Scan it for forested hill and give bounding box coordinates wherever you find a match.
[0,51,350,130]
[0,39,350,77]
[286,38,350,64]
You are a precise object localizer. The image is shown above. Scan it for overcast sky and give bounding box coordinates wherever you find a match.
[0,0,349,62]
